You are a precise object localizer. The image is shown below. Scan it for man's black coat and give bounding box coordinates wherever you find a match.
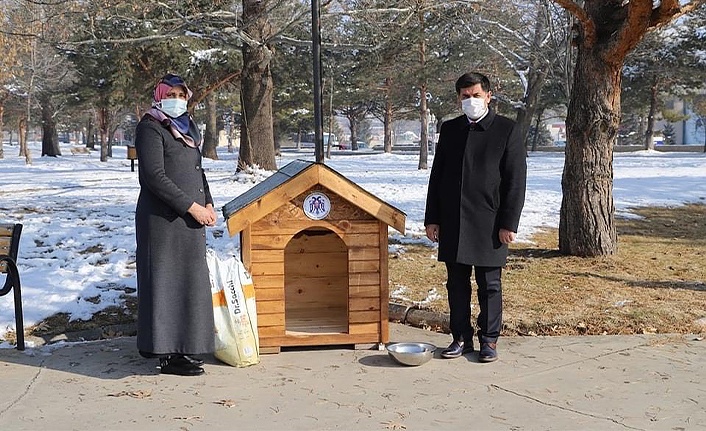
[425,110,527,267]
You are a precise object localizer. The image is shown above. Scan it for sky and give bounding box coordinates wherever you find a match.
[1,143,705,347]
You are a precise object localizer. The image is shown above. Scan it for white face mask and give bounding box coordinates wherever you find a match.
[159,98,188,118]
[461,97,487,120]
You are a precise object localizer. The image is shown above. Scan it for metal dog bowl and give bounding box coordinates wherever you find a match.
[386,342,436,366]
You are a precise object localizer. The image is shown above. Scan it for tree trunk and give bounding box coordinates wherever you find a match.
[22,67,34,164]
[555,0,691,256]
[637,114,646,146]
[384,77,393,153]
[86,117,96,150]
[515,6,549,149]
[108,121,117,158]
[0,105,5,159]
[326,78,334,157]
[514,107,531,150]
[559,51,619,256]
[516,69,548,146]
[19,117,31,164]
[418,83,429,170]
[18,119,26,156]
[561,14,576,105]
[228,111,237,153]
[99,129,108,161]
[40,94,61,157]
[202,93,219,160]
[643,75,658,150]
[325,120,331,158]
[416,6,429,170]
[239,0,276,171]
[348,115,359,151]
[530,110,542,152]
[97,107,109,162]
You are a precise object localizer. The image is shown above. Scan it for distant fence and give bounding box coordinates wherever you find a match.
[533,145,704,153]
[280,143,704,155]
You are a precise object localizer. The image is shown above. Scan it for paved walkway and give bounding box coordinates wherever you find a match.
[1,323,704,430]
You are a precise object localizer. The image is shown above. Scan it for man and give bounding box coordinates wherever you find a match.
[424,72,526,363]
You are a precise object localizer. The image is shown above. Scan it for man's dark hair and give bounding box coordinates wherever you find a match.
[455,72,491,94]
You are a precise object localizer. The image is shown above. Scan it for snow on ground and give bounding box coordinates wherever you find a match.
[1,142,704,344]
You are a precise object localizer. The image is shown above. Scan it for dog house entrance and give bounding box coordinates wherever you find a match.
[284,228,348,335]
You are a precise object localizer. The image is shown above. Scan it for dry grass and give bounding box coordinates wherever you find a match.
[9,204,705,344]
[389,203,706,336]
[28,295,138,338]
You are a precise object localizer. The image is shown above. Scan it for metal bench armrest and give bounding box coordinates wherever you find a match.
[0,228,25,350]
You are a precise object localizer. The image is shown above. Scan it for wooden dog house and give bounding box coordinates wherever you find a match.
[222,160,405,353]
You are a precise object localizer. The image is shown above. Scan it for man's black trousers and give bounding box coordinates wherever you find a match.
[445,262,502,344]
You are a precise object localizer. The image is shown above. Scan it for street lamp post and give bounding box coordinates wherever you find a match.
[312,0,324,163]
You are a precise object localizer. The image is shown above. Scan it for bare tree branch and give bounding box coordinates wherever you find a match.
[652,0,706,26]
[552,0,595,47]
[614,0,653,62]
[191,70,241,106]
[614,0,704,63]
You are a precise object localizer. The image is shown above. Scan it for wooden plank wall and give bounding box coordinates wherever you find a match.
[285,232,348,334]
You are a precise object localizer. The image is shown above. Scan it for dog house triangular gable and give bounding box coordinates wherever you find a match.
[222,159,406,236]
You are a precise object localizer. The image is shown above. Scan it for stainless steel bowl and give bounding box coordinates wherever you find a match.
[386,342,436,366]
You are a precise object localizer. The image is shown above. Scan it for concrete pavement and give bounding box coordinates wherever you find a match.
[0,323,704,431]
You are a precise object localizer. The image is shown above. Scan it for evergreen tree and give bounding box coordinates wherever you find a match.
[623,5,706,150]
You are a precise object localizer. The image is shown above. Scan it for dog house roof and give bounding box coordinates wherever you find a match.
[222,159,406,236]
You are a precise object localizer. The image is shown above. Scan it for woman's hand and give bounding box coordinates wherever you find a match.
[188,202,217,226]
[205,204,217,227]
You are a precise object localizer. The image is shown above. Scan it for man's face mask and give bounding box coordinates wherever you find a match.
[159,98,188,118]
[461,97,486,120]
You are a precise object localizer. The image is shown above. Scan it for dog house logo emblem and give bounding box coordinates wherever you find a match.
[303,192,331,220]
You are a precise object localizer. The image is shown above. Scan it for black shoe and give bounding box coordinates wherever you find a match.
[182,355,205,366]
[440,340,474,359]
[478,342,498,363]
[159,356,205,376]
[169,354,206,367]
[141,351,204,366]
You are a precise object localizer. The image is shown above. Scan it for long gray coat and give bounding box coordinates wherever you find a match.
[425,110,527,267]
[134,115,215,355]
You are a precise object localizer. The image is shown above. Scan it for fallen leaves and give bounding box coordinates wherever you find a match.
[381,421,407,430]
[107,390,151,399]
[214,399,237,408]
[174,416,202,421]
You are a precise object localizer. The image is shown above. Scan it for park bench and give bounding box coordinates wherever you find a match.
[0,223,24,350]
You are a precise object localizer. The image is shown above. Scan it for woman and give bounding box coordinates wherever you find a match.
[134,73,217,376]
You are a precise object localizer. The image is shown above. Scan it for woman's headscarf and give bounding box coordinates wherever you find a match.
[145,73,202,148]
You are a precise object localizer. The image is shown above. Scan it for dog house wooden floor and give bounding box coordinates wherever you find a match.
[284,229,348,335]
